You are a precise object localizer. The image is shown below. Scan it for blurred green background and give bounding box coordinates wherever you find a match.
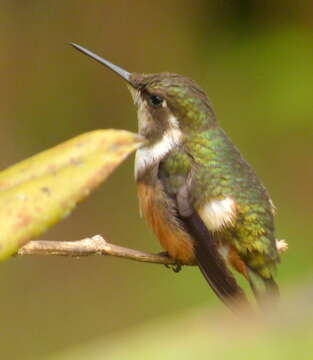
[0,1,312,359]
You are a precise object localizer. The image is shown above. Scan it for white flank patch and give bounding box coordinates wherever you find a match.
[198,197,236,231]
[276,239,288,253]
[135,120,182,178]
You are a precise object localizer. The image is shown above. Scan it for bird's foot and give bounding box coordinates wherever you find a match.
[158,252,182,273]
[167,263,182,273]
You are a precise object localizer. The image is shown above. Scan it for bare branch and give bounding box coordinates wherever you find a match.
[16,235,287,267]
[17,235,178,265]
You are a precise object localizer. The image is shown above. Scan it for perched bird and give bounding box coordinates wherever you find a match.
[71,43,280,311]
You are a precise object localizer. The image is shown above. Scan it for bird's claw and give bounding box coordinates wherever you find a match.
[165,263,182,273]
[158,251,182,273]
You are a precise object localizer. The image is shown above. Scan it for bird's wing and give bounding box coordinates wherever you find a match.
[182,132,279,305]
[158,151,249,310]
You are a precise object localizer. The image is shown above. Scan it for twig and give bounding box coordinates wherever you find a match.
[17,235,177,265]
[17,235,288,266]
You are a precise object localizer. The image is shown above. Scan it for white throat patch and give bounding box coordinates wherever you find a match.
[135,114,182,179]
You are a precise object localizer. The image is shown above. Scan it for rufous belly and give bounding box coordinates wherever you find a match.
[137,181,195,265]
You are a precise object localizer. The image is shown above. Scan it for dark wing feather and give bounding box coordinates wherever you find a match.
[180,209,249,309]
[176,182,247,304]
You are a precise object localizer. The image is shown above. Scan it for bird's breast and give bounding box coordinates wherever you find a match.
[136,180,195,265]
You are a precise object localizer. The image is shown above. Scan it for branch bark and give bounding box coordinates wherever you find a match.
[17,235,178,265]
[16,235,288,266]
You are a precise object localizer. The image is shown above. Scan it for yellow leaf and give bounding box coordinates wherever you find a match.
[0,129,143,260]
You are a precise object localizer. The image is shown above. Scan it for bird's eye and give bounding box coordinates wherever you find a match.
[148,95,164,108]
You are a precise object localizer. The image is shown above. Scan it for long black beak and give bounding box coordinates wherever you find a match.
[70,42,133,85]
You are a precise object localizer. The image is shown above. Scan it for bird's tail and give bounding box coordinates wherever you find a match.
[182,212,251,312]
[247,268,279,308]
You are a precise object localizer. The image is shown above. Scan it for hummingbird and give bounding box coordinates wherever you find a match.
[71,43,279,310]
